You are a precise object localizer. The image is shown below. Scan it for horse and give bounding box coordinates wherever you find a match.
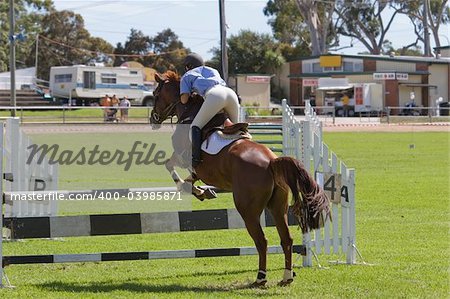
[149,71,330,286]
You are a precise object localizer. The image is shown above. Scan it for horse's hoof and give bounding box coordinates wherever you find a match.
[277,279,293,287]
[203,188,217,199]
[249,280,267,288]
[180,182,192,193]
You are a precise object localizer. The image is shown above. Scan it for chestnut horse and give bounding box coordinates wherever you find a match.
[150,71,330,286]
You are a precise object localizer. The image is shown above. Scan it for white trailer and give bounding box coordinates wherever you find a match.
[318,78,383,116]
[49,65,154,106]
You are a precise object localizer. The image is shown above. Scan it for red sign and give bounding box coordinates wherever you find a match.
[246,76,271,83]
[302,78,319,87]
[354,86,363,105]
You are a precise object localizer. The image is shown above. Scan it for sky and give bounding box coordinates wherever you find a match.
[52,0,450,60]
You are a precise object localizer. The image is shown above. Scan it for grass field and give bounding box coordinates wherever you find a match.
[1,131,449,298]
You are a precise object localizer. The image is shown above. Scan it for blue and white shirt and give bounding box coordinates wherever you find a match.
[180,66,226,97]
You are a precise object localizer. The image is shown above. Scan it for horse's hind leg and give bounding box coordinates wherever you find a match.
[242,215,268,287]
[268,186,294,285]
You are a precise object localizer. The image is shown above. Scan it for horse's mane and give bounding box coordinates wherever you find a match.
[163,70,180,82]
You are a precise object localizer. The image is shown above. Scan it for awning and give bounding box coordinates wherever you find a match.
[316,85,353,91]
[317,77,353,91]
[399,83,437,88]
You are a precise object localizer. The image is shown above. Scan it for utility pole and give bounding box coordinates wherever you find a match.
[35,34,39,78]
[219,0,228,82]
[9,0,17,116]
[423,0,431,56]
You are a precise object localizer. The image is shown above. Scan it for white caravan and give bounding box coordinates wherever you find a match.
[49,65,154,106]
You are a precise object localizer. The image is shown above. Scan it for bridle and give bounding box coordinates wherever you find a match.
[150,79,180,124]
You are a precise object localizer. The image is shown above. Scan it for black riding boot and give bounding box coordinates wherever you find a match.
[191,126,202,167]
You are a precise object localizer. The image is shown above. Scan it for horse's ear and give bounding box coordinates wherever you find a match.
[155,73,164,83]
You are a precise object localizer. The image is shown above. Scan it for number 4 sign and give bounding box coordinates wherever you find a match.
[318,172,349,204]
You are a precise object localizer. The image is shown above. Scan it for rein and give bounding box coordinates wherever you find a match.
[156,100,180,123]
[150,78,181,124]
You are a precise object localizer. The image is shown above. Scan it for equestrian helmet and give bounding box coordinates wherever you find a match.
[183,53,204,69]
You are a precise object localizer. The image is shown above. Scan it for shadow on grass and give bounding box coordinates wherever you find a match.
[38,281,262,294]
[36,268,289,295]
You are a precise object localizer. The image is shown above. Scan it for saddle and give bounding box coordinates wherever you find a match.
[203,122,250,141]
[200,122,251,156]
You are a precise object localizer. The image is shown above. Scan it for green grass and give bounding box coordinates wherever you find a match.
[1,132,449,298]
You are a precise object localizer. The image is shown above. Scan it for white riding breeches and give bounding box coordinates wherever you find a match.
[190,85,240,132]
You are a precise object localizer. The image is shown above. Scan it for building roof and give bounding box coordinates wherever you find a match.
[292,53,450,65]
[434,45,450,50]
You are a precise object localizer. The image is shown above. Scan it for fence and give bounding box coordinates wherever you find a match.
[0,106,153,124]
[3,118,58,217]
[282,99,356,266]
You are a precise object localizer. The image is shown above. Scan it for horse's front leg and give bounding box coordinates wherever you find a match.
[165,152,216,200]
[165,152,185,190]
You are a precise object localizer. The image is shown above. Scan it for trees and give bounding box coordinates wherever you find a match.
[210,30,284,75]
[294,0,337,55]
[265,0,448,56]
[113,29,151,67]
[395,0,450,50]
[35,9,113,80]
[149,29,189,73]
[113,28,188,73]
[0,0,53,72]
[263,0,311,60]
[334,0,400,55]
[264,0,338,56]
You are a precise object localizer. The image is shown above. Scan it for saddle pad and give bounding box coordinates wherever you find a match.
[201,131,247,155]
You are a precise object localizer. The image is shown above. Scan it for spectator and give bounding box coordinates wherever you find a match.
[100,95,112,121]
[120,96,131,122]
[341,92,350,117]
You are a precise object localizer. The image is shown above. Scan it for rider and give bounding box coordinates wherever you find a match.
[180,53,240,167]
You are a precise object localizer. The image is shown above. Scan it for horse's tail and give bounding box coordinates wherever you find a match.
[270,156,331,233]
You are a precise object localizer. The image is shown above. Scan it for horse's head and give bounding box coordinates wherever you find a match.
[150,71,181,129]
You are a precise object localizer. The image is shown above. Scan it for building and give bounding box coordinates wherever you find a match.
[0,67,36,90]
[285,51,450,111]
[228,74,272,107]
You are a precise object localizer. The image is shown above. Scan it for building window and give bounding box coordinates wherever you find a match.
[54,74,72,83]
[83,71,95,89]
[312,63,321,73]
[130,71,138,75]
[323,66,343,72]
[101,73,117,84]
[303,63,312,73]
[129,83,138,88]
[354,62,363,72]
[343,61,353,72]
